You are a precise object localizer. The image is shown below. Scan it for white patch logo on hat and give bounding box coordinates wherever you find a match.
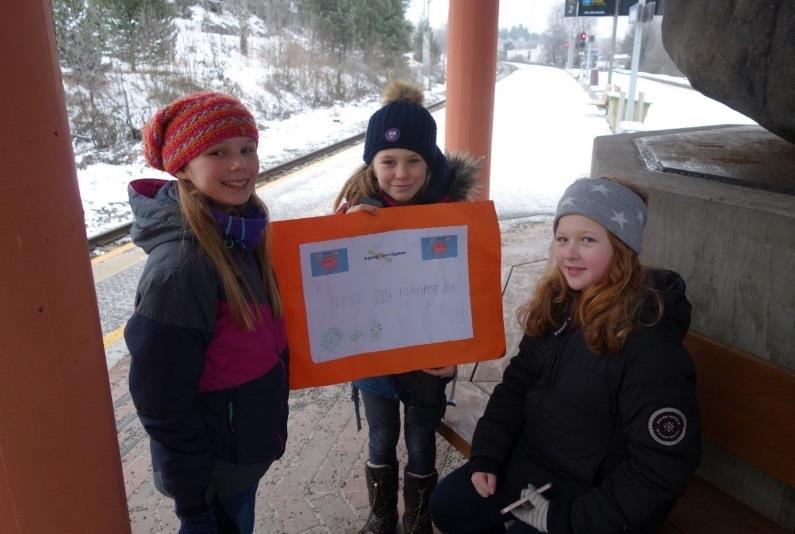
[385,128,400,142]
[648,407,686,446]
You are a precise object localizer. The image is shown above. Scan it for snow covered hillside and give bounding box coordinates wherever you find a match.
[59,3,436,238]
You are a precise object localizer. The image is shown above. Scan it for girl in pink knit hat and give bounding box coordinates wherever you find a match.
[126,92,288,533]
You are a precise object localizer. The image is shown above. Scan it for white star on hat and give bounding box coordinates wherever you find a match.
[560,196,575,208]
[611,210,628,228]
[637,210,645,223]
[591,184,609,195]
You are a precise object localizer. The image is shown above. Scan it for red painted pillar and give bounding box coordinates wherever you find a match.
[445,0,500,200]
[0,2,130,532]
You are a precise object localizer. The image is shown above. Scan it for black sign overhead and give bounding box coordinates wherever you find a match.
[564,0,578,17]
[564,0,664,17]
[579,0,612,16]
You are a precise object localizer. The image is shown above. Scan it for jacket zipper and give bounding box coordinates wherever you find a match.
[227,398,235,433]
[277,357,288,454]
[549,316,572,384]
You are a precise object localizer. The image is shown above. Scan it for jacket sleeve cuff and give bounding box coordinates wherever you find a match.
[467,456,502,476]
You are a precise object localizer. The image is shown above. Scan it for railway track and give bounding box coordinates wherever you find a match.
[86,63,516,253]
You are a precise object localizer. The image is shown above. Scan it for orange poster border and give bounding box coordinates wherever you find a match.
[270,201,505,389]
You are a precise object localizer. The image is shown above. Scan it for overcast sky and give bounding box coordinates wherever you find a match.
[406,0,555,33]
[406,0,629,38]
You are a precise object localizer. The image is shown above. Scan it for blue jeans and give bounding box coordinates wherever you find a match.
[430,464,540,534]
[361,390,443,475]
[178,484,258,534]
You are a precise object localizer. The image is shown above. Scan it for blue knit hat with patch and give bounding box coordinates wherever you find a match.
[363,81,450,202]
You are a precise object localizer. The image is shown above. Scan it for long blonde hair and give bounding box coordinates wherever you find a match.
[333,164,380,210]
[177,180,282,330]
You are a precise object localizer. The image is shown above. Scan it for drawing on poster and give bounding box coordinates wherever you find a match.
[299,226,472,363]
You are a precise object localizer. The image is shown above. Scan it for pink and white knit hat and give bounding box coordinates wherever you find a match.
[142,91,258,175]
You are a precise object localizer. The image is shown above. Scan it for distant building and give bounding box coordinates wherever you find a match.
[613,53,631,69]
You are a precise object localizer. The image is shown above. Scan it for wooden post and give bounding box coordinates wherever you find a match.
[445,0,499,200]
[0,2,131,532]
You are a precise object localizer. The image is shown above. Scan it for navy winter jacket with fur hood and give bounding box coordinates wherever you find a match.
[124,179,289,516]
[469,269,701,534]
[349,152,480,402]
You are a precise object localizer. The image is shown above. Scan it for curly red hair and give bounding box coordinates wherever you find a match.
[519,230,661,355]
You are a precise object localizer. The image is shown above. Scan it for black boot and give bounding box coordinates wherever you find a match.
[402,469,437,534]
[360,462,398,534]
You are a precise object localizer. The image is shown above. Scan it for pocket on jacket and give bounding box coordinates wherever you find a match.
[200,365,288,465]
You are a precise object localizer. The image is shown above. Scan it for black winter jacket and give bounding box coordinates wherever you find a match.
[469,269,701,534]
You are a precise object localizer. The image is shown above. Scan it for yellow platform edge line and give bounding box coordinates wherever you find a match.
[103,325,125,349]
[91,242,136,266]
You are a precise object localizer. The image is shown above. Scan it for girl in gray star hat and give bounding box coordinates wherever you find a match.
[430,177,701,534]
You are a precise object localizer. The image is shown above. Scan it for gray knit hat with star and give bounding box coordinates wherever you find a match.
[554,178,647,254]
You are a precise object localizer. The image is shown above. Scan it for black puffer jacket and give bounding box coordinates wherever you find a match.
[469,269,701,534]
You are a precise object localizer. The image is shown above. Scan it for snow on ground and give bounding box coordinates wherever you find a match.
[603,71,756,131]
[489,64,613,219]
[79,63,758,237]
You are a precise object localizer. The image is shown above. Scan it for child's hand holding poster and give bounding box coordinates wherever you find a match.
[270,201,504,389]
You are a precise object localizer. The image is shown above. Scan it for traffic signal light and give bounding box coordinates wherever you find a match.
[576,32,587,49]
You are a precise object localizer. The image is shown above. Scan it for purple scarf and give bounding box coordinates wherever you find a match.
[212,206,268,250]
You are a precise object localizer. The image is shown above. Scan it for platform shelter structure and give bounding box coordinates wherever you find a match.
[0,1,499,531]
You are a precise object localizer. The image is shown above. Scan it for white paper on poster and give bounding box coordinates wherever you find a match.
[299,225,472,363]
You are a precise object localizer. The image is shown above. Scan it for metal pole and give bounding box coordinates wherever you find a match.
[566,23,574,70]
[423,0,432,89]
[446,0,499,199]
[625,0,645,122]
[586,36,592,72]
[607,0,620,86]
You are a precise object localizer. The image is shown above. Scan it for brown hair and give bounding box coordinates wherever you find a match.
[520,180,660,354]
[177,180,282,330]
[333,164,380,210]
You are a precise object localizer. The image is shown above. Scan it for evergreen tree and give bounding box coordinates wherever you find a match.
[372,0,412,65]
[52,0,106,83]
[97,0,177,72]
[300,0,411,64]
[52,0,118,146]
[412,19,440,66]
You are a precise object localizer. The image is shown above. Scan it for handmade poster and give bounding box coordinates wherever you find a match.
[270,201,504,389]
[301,226,472,362]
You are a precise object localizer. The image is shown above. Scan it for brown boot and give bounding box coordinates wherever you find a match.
[402,469,437,534]
[359,462,398,534]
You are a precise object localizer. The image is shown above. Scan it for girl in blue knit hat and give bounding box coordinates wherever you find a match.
[429,177,702,534]
[334,80,480,534]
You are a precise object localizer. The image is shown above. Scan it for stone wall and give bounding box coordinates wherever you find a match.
[662,0,795,143]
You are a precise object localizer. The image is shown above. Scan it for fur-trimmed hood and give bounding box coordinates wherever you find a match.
[442,151,482,202]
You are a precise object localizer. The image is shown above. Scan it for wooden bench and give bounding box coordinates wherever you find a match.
[439,244,794,531]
